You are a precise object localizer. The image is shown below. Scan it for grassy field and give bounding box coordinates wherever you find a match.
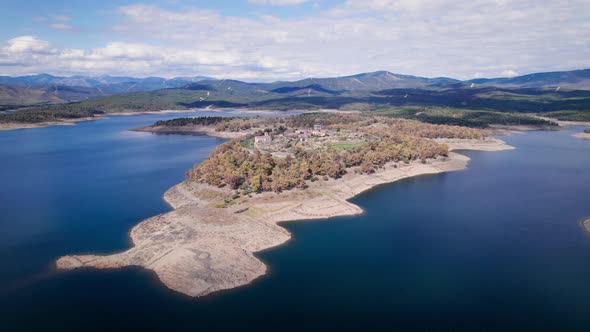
[240,138,255,149]
[330,141,366,150]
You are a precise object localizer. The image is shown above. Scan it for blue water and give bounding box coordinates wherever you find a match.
[1,113,589,331]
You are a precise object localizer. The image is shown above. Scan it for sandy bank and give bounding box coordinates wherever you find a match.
[56,137,513,297]
[532,115,590,128]
[0,117,97,131]
[574,132,590,140]
[485,123,561,136]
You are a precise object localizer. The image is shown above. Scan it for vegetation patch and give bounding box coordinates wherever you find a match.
[373,107,556,128]
[543,110,590,122]
[187,113,484,194]
[331,141,366,150]
[240,138,255,149]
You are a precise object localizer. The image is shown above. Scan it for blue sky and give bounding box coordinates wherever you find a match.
[0,0,589,81]
[0,0,341,48]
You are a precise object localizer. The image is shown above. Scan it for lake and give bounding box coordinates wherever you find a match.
[1,112,589,331]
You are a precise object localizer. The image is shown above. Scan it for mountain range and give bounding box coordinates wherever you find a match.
[0,74,213,108]
[0,73,213,89]
[1,69,590,112]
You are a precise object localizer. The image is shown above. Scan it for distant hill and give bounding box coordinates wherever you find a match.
[0,74,213,89]
[254,71,459,93]
[0,85,62,109]
[2,69,590,109]
[301,71,460,91]
[469,69,590,90]
[2,68,590,119]
[0,84,111,110]
[0,74,214,108]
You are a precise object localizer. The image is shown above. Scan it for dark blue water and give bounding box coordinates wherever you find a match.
[1,115,589,332]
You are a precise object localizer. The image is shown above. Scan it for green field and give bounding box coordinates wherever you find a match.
[331,141,366,151]
[240,138,255,149]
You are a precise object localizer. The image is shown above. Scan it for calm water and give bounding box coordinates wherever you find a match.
[1,114,589,331]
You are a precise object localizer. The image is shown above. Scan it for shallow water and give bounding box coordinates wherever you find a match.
[0,114,589,331]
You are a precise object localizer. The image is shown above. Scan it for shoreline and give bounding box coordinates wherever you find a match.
[1,107,585,133]
[533,115,590,129]
[130,125,252,139]
[0,107,347,132]
[0,117,99,131]
[0,109,206,132]
[56,137,514,297]
[573,132,590,140]
[541,117,590,141]
[486,124,560,136]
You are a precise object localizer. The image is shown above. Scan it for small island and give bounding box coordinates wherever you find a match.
[57,113,513,297]
[574,128,590,140]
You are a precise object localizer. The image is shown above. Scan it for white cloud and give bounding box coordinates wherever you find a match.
[501,70,518,77]
[248,0,308,5]
[51,15,71,21]
[3,1,590,80]
[4,36,56,54]
[0,36,247,77]
[48,23,74,31]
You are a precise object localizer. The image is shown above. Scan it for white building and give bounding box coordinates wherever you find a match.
[254,132,272,143]
[312,124,325,136]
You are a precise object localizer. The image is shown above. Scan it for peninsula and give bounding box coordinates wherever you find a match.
[57,114,513,297]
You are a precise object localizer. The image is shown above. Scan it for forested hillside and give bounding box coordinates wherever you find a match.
[188,114,485,193]
[1,69,589,125]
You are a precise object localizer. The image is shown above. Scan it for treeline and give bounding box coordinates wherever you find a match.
[214,117,278,132]
[189,136,449,193]
[460,111,555,127]
[154,114,363,133]
[333,116,487,139]
[544,111,590,122]
[374,108,556,128]
[0,109,102,123]
[285,113,361,128]
[153,117,231,127]
[152,113,486,140]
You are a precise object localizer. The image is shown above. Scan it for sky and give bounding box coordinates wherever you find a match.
[0,0,589,81]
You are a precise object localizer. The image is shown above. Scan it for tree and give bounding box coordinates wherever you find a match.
[224,174,243,190]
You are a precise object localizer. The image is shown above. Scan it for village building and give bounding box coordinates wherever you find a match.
[312,124,325,136]
[254,132,272,143]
